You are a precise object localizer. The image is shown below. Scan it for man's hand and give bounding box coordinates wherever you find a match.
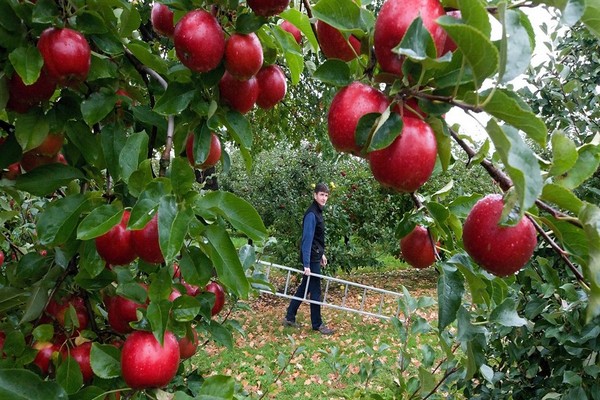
[304,267,311,276]
[321,255,328,267]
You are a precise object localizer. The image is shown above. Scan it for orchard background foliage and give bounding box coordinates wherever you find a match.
[0,0,599,399]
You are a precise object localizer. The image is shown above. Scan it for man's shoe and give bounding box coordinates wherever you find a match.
[282,319,300,328]
[315,324,334,335]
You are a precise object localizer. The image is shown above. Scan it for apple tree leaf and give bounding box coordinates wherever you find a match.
[437,261,465,330]
[158,196,192,264]
[90,343,121,379]
[9,46,43,85]
[190,123,213,167]
[77,204,123,240]
[549,132,578,177]
[313,59,352,87]
[81,91,118,126]
[37,194,90,246]
[581,0,600,39]
[179,246,214,288]
[490,298,527,327]
[280,8,318,50]
[119,131,149,183]
[0,369,68,400]
[100,124,127,181]
[128,178,172,229]
[580,202,600,321]
[15,164,86,197]
[118,3,141,38]
[312,0,369,36]
[368,111,403,152]
[153,82,196,116]
[485,120,543,215]
[458,0,492,37]
[270,27,304,85]
[194,191,267,242]
[498,8,535,83]
[171,157,196,198]
[203,224,250,298]
[206,320,234,349]
[541,183,583,214]
[56,355,83,395]
[554,143,600,190]
[147,299,172,345]
[220,111,253,151]
[65,121,104,169]
[172,295,201,322]
[394,17,438,62]
[126,41,168,75]
[76,10,109,34]
[14,108,50,152]
[198,375,235,398]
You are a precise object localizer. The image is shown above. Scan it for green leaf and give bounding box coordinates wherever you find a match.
[469,89,548,147]
[429,117,451,171]
[147,299,172,345]
[15,164,85,196]
[270,27,304,85]
[220,111,253,151]
[459,0,492,37]
[154,82,196,116]
[100,124,128,181]
[549,132,578,177]
[437,17,499,87]
[204,224,250,298]
[489,298,527,327]
[198,375,235,398]
[179,247,214,287]
[118,4,141,37]
[235,13,266,33]
[37,194,89,246]
[195,191,267,242]
[90,343,121,379]
[312,0,366,35]
[20,281,50,324]
[368,111,403,152]
[119,131,149,183]
[75,10,109,34]
[206,320,234,349]
[81,91,118,126]
[555,143,600,190]
[280,9,318,51]
[56,355,83,394]
[128,159,154,198]
[15,108,50,152]
[437,262,465,330]
[541,183,583,214]
[9,46,43,85]
[65,121,104,169]
[158,196,192,264]
[126,41,168,75]
[129,179,172,229]
[580,202,600,321]
[0,369,68,399]
[172,295,201,322]
[395,17,438,61]
[486,120,543,214]
[581,0,600,39]
[313,60,352,87]
[77,205,123,240]
[498,8,535,83]
[456,306,487,342]
[171,157,196,198]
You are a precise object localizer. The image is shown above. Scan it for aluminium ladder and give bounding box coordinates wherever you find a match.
[256,260,404,320]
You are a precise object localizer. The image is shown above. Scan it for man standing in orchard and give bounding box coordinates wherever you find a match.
[283,183,334,335]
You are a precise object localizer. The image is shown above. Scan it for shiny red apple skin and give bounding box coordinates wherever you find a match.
[256,64,287,109]
[374,0,447,75]
[151,3,175,37]
[327,82,390,155]
[33,133,64,156]
[400,225,437,269]
[6,69,56,113]
[37,27,91,86]
[67,342,94,382]
[132,213,164,264]
[107,292,148,334]
[462,194,538,277]
[186,132,222,170]
[218,71,259,114]
[4,163,21,180]
[247,0,290,17]
[178,329,199,359]
[205,281,225,316]
[224,33,263,81]
[121,330,180,389]
[95,210,137,266]
[281,20,301,44]
[316,21,361,62]
[33,341,60,376]
[173,9,225,73]
[19,152,59,172]
[368,116,437,193]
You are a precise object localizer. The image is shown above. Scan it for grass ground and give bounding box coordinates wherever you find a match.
[190,266,440,399]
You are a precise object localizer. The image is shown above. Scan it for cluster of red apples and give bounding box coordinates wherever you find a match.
[152,3,288,114]
[323,0,538,277]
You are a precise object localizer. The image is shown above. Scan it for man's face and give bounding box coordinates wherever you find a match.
[314,191,329,208]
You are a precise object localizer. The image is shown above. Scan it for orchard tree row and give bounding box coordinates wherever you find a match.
[0,0,599,398]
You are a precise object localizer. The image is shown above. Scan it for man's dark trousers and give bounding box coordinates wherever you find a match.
[285,261,322,329]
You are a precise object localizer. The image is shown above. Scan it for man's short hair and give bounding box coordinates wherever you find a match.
[314,182,330,193]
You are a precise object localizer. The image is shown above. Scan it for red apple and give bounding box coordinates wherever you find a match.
[37,27,91,86]
[247,0,290,17]
[20,151,59,172]
[462,194,538,277]
[400,225,437,269]
[218,71,259,114]
[327,82,390,155]
[6,69,56,113]
[0,251,4,265]
[224,33,263,81]
[186,132,222,170]
[95,210,137,265]
[151,3,175,37]
[181,281,200,296]
[281,20,302,44]
[316,21,361,62]
[121,330,180,389]
[178,329,199,359]
[107,290,148,334]
[66,342,93,382]
[205,281,225,316]
[33,341,60,376]
[132,213,164,264]
[33,133,64,156]
[174,9,225,73]
[255,64,287,109]
[368,116,437,193]
[374,0,447,75]
[57,153,68,165]
[4,163,21,180]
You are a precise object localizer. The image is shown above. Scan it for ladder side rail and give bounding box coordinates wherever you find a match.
[257,260,403,299]
[260,289,393,320]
